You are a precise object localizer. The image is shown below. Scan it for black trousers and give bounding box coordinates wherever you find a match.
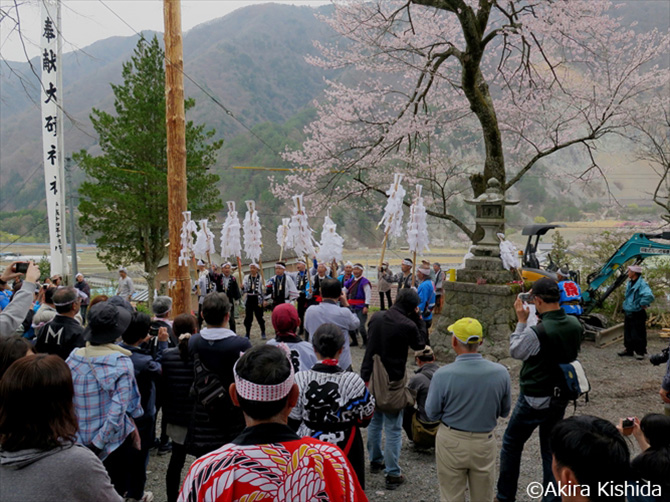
[379,290,392,310]
[166,441,188,502]
[228,303,236,333]
[297,295,308,335]
[243,297,265,336]
[103,434,143,498]
[624,309,647,355]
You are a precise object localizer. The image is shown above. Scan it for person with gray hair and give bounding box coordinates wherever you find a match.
[35,287,85,360]
[116,268,135,301]
[426,318,511,502]
[150,296,175,346]
[74,273,91,321]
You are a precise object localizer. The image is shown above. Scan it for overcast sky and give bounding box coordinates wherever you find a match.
[0,0,329,62]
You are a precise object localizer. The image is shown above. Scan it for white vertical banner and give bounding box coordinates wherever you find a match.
[40,0,67,276]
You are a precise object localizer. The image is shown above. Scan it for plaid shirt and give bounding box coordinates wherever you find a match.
[67,345,143,460]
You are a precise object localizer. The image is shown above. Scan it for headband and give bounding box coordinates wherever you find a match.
[233,343,295,402]
[353,263,364,270]
[54,297,79,307]
[249,262,259,268]
[275,263,286,270]
[297,259,306,265]
[402,259,413,266]
[344,261,353,267]
[221,262,232,268]
[418,267,431,275]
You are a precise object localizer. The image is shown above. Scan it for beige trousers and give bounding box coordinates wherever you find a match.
[435,423,497,502]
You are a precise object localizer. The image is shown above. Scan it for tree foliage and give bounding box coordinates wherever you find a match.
[75,36,223,297]
[276,0,669,242]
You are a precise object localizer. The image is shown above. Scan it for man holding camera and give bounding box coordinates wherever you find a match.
[35,286,85,360]
[495,278,583,502]
[0,261,40,337]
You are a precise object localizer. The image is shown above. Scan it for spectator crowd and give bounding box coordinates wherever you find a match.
[0,259,669,502]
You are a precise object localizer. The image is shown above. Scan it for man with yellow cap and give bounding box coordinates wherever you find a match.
[426,317,511,502]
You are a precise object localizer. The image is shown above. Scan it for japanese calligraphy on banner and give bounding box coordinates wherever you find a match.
[40,0,67,276]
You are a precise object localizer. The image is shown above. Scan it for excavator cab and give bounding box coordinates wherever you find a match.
[520,224,564,282]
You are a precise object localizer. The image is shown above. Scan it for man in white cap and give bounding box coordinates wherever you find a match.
[344,263,371,346]
[619,264,655,360]
[391,258,414,294]
[288,259,311,335]
[310,261,331,307]
[194,259,213,330]
[338,261,353,287]
[242,263,266,340]
[216,262,241,334]
[74,272,91,322]
[265,262,298,309]
[116,267,135,301]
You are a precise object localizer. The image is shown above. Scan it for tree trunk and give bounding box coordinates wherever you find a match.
[146,268,157,312]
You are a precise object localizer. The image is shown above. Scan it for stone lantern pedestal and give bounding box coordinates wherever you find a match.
[431,178,520,362]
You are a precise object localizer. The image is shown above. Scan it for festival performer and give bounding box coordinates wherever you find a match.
[338,261,354,286]
[416,266,436,334]
[288,259,311,336]
[345,263,372,347]
[310,262,331,307]
[242,263,266,340]
[177,344,367,502]
[377,261,394,310]
[194,260,213,330]
[391,258,414,292]
[265,262,299,310]
[215,262,241,334]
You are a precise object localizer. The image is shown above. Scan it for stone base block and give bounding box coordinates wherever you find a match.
[430,281,517,361]
[457,257,517,284]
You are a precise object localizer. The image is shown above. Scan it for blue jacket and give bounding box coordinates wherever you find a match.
[119,340,167,421]
[558,280,583,315]
[417,279,436,321]
[623,276,654,313]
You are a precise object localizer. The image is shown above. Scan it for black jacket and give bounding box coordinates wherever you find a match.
[35,315,85,360]
[186,332,251,457]
[161,347,195,428]
[361,305,426,382]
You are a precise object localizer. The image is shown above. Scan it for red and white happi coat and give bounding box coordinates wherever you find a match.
[178,437,367,502]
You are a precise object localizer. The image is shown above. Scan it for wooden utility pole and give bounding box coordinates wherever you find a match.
[164,0,190,315]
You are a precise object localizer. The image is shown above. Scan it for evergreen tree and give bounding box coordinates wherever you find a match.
[75,36,222,304]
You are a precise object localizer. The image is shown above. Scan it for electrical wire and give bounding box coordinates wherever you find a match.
[97,0,286,164]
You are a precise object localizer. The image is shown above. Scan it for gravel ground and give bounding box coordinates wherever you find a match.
[145,315,670,502]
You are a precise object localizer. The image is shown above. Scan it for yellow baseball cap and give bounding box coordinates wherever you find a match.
[448,317,483,344]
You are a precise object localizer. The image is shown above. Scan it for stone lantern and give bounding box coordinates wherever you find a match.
[458,178,519,283]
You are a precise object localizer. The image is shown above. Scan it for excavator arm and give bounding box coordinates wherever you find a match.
[582,232,670,314]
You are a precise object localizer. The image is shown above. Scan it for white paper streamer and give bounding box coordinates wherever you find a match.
[220,201,242,261]
[178,211,198,267]
[498,233,519,270]
[287,194,316,259]
[407,185,430,254]
[276,218,291,249]
[316,214,344,264]
[194,219,216,260]
[378,173,406,240]
[243,200,263,262]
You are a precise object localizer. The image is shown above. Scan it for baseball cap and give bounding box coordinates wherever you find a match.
[530,277,560,301]
[448,317,483,344]
[414,346,434,358]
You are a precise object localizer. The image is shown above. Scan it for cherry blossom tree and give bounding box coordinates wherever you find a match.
[276,0,669,241]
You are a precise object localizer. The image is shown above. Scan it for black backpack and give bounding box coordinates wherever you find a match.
[190,352,231,417]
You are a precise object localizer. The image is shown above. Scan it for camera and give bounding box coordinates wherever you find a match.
[621,418,634,428]
[13,262,29,274]
[148,326,159,337]
[518,292,533,303]
[649,347,669,366]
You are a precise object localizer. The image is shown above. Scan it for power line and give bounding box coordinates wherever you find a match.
[0,163,43,212]
[0,216,48,252]
[96,0,286,164]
